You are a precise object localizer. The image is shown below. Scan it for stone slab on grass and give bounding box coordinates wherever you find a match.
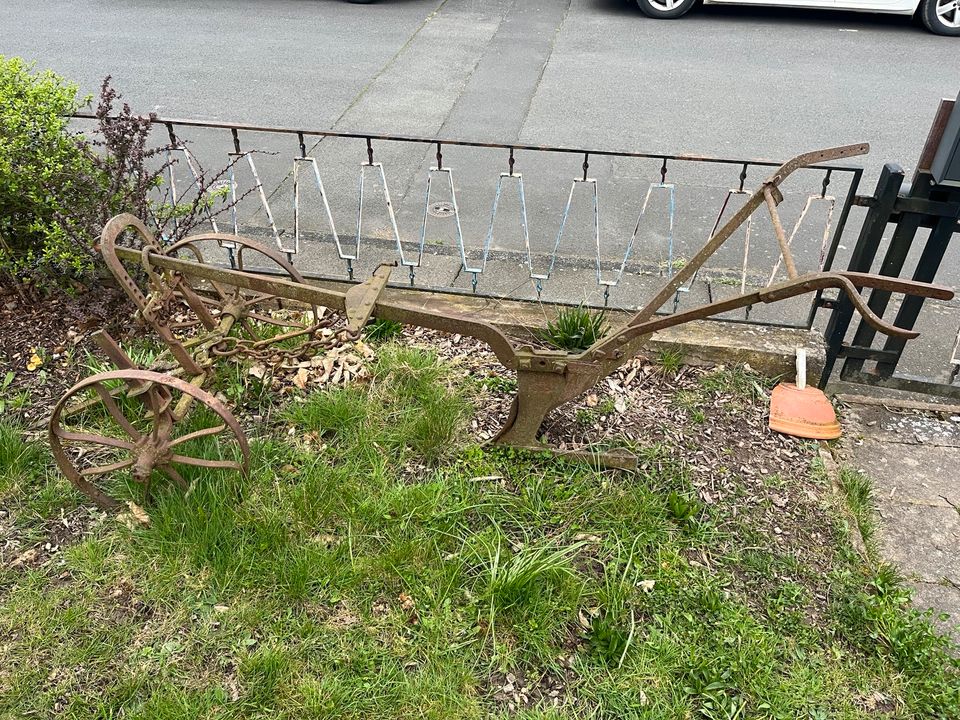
[875,501,960,584]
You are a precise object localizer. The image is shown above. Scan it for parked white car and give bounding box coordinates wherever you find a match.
[635,0,959,35]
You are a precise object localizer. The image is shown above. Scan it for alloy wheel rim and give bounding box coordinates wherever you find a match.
[648,0,682,10]
[937,0,960,27]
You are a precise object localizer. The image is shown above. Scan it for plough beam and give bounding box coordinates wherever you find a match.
[53,143,955,506]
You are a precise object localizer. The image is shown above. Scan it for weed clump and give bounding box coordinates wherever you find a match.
[363,317,404,342]
[536,305,609,352]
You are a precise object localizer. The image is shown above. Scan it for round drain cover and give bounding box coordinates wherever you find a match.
[428,201,455,218]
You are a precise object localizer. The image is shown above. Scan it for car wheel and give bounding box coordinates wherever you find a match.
[636,0,697,20]
[921,0,960,35]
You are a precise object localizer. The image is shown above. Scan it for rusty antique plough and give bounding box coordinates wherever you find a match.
[49,144,954,509]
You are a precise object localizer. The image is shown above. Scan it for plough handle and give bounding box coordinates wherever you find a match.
[630,143,870,325]
[593,271,953,357]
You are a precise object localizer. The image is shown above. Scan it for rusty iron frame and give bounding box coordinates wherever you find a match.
[49,141,955,510]
[50,142,956,509]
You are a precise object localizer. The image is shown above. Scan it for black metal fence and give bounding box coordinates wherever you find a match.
[823,99,960,397]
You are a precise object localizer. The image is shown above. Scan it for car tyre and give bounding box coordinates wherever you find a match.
[921,0,960,35]
[636,0,697,19]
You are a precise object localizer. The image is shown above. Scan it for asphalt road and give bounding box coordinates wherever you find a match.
[3,0,955,166]
[4,0,959,379]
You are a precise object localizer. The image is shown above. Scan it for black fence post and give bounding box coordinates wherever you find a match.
[840,171,933,378]
[820,164,904,386]
[875,184,960,376]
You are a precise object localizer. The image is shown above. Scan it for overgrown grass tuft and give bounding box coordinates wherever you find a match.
[283,344,467,464]
[480,537,584,613]
[655,347,684,376]
[536,305,609,352]
[363,317,404,342]
[699,364,771,401]
[284,386,370,440]
[837,467,876,546]
[0,423,45,498]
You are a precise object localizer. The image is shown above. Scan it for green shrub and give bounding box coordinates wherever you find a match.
[0,62,230,289]
[0,56,97,280]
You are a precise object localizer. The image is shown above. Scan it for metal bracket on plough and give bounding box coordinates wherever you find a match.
[49,143,955,508]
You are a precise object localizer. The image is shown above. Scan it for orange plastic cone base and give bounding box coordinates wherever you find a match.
[768,383,841,440]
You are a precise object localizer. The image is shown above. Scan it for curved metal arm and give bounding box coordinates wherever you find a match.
[631,143,870,324]
[587,271,953,361]
[100,213,161,312]
[759,273,916,339]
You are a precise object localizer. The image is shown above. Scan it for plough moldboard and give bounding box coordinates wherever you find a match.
[49,144,955,510]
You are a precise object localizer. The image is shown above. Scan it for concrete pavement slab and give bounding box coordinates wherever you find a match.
[909,581,960,638]
[839,399,960,634]
[875,502,960,583]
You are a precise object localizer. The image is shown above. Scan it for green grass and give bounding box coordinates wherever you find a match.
[655,347,684,376]
[0,423,41,485]
[364,317,405,342]
[1,346,958,718]
[535,305,610,352]
[836,467,877,549]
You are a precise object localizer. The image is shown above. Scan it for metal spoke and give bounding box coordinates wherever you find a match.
[159,464,190,490]
[92,383,142,440]
[243,293,274,307]
[169,455,243,470]
[145,388,164,440]
[79,458,136,478]
[53,430,136,451]
[241,317,262,339]
[169,424,227,447]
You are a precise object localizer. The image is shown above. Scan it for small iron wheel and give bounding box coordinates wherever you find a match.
[166,235,322,348]
[49,369,250,510]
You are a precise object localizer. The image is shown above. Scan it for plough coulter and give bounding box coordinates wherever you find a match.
[49,144,954,509]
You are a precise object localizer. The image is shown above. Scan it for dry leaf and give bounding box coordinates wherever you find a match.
[9,547,40,568]
[398,592,416,611]
[319,357,335,383]
[126,501,151,526]
[292,368,309,390]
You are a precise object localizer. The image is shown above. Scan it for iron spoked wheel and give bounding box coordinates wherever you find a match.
[49,369,250,511]
[167,235,323,348]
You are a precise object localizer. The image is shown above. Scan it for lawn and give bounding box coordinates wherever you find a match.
[1,337,959,719]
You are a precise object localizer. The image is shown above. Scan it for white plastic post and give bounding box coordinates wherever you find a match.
[796,348,807,391]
